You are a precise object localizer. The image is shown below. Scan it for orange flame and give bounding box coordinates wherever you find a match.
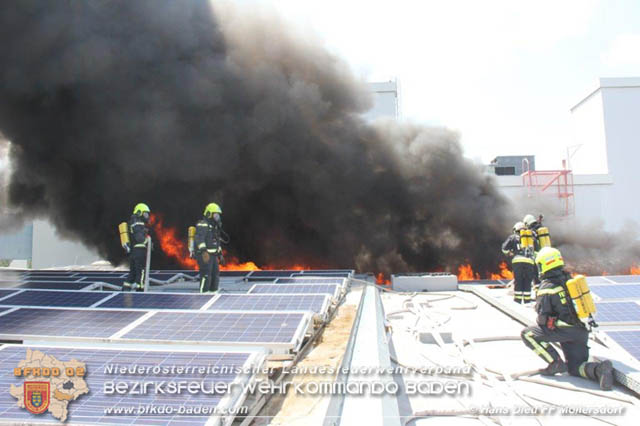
[148,214,308,271]
[376,272,391,285]
[149,214,197,269]
[457,264,480,281]
[490,261,514,280]
[631,265,640,275]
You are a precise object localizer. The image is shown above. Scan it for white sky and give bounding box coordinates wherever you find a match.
[243,0,640,169]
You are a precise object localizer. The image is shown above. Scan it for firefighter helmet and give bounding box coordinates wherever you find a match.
[133,203,150,216]
[204,203,222,218]
[523,214,537,228]
[513,221,525,233]
[535,247,564,274]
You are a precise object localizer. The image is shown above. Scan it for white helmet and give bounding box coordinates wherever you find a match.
[513,221,525,232]
[523,214,537,227]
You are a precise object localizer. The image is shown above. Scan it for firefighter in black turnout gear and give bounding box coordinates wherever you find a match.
[122,203,152,292]
[521,247,614,390]
[193,203,225,293]
[502,222,535,303]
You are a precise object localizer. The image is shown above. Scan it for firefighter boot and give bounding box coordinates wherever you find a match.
[540,359,567,376]
[583,361,614,391]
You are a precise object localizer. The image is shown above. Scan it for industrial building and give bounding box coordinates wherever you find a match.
[493,77,640,230]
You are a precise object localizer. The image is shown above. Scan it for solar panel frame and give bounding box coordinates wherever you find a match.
[248,283,341,300]
[591,285,640,300]
[120,311,313,353]
[0,344,265,425]
[0,289,114,308]
[207,294,331,318]
[247,270,299,278]
[595,302,640,324]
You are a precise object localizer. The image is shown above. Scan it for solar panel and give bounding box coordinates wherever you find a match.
[0,290,111,308]
[96,293,213,310]
[605,331,640,363]
[16,281,95,290]
[0,289,18,300]
[123,311,307,345]
[591,285,640,300]
[605,275,640,284]
[0,307,12,315]
[19,276,81,282]
[595,302,640,323]
[301,269,354,274]
[249,283,340,298]
[0,345,261,425]
[586,276,613,285]
[208,294,329,315]
[0,308,146,339]
[77,276,125,285]
[274,277,346,285]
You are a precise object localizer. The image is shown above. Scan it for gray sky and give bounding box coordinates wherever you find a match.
[245,0,639,169]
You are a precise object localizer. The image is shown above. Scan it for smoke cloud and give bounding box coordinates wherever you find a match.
[0,0,514,273]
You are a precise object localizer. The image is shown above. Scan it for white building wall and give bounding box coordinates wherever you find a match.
[495,78,639,231]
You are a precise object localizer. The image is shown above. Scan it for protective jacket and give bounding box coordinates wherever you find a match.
[194,218,221,254]
[128,215,150,248]
[501,234,534,264]
[535,269,584,328]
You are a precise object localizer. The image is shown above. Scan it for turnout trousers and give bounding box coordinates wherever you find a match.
[197,252,219,293]
[124,246,147,291]
[521,324,589,376]
[513,262,536,303]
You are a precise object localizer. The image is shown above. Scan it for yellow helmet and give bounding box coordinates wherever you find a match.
[133,203,150,216]
[535,247,564,274]
[204,202,222,218]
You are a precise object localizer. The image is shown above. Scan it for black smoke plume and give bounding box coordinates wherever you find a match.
[0,0,513,274]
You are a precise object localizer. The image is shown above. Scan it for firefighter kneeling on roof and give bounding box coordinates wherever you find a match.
[521,247,614,390]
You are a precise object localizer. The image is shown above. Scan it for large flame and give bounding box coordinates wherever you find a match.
[149,213,197,269]
[149,213,309,271]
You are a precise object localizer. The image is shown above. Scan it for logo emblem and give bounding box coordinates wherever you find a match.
[24,382,50,414]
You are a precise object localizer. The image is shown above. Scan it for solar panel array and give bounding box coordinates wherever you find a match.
[122,312,306,344]
[0,268,350,423]
[0,290,111,308]
[595,302,640,324]
[209,294,329,315]
[249,283,340,298]
[0,308,147,339]
[605,331,640,363]
[95,292,212,310]
[0,289,18,300]
[591,285,640,300]
[0,345,258,425]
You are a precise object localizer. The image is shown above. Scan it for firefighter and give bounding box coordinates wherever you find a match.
[523,213,542,290]
[501,222,535,303]
[193,202,225,293]
[521,247,614,390]
[122,203,152,292]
